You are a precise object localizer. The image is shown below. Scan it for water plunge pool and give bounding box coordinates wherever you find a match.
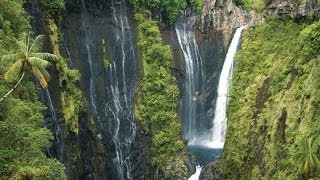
[187,145,223,165]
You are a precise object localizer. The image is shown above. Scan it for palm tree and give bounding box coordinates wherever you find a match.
[0,34,57,102]
[295,134,320,178]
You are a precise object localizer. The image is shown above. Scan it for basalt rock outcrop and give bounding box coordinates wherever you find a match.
[199,0,250,31]
[266,0,320,18]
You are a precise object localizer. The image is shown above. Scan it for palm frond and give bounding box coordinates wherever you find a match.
[28,57,51,68]
[28,34,45,53]
[12,37,27,54]
[4,59,23,81]
[1,53,24,63]
[312,134,320,152]
[38,65,51,82]
[25,34,30,55]
[32,66,48,88]
[30,52,58,62]
[304,160,309,173]
[314,154,320,169]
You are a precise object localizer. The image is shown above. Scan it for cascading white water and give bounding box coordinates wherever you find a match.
[105,1,137,179]
[206,25,247,148]
[64,46,73,67]
[44,89,64,162]
[80,0,104,130]
[188,165,203,180]
[175,15,204,143]
[78,0,138,178]
[81,0,97,114]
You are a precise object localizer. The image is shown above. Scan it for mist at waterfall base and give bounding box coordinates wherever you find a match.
[178,25,247,166]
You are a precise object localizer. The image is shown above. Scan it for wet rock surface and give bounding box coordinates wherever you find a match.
[62,0,147,179]
[199,161,222,180]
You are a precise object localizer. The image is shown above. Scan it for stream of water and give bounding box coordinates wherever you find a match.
[206,25,247,149]
[180,24,247,178]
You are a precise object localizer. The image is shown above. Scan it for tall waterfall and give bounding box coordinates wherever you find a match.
[105,1,137,179]
[80,0,100,123]
[78,0,138,179]
[207,25,247,148]
[176,16,246,166]
[175,15,204,143]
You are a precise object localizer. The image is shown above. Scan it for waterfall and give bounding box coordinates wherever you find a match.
[206,25,247,148]
[175,15,204,143]
[78,0,138,178]
[176,16,246,165]
[105,1,137,178]
[188,165,203,180]
[29,0,64,163]
[44,89,64,162]
[80,0,99,122]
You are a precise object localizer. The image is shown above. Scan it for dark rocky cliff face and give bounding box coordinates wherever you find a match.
[199,0,250,30]
[24,0,107,179]
[62,0,153,179]
[266,0,319,18]
[162,25,234,141]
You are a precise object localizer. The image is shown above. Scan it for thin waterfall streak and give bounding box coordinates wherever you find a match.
[81,0,99,120]
[65,47,73,66]
[45,89,64,162]
[86,42,96,110]
[120,15,128,108]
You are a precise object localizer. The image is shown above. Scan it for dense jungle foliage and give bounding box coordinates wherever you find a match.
[133,11,188,177]
[220,18,320,179]
[129,0,203,24]
[38,0,66,20]
[129,0,206,177]
[0,0,66,178]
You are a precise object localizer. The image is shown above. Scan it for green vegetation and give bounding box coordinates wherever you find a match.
[0,99,66,179]
[0,0,66,178]
[0,35,57,102]
[134,12,188,177]
[220,19,320,179]
[129,0,204,24]
[0,0,30,49]
[38,0,66,20]
[46,19,85,135]
[101,39,110,68]
[234,0,269,12]
[295,134,320,177]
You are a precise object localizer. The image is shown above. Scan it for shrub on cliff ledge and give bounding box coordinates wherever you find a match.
[38,0,65,19]
[129,0,203,24]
